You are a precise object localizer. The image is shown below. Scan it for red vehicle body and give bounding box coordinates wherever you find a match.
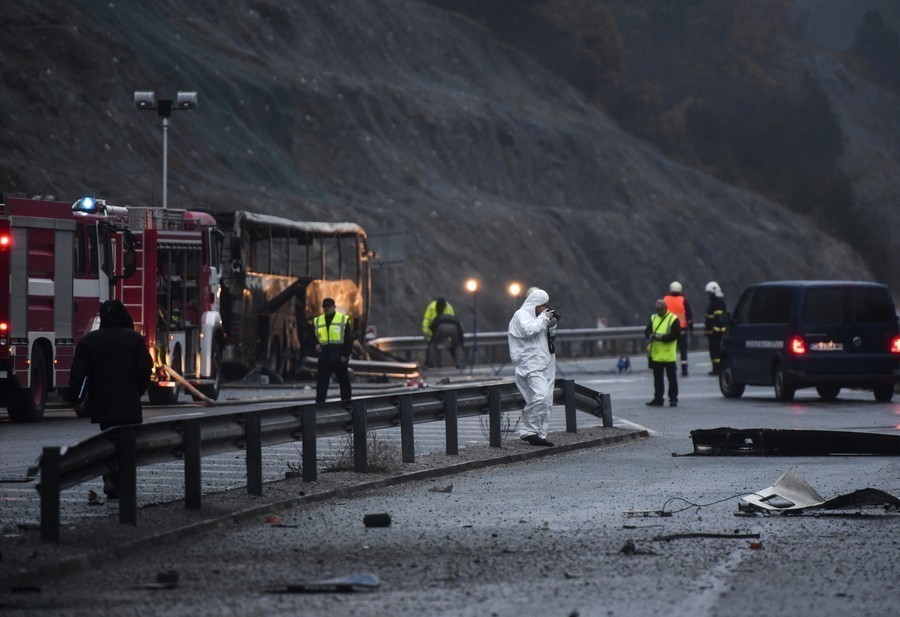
[113,206,225,404]
[0,196,128,422]
[0,195,225,422]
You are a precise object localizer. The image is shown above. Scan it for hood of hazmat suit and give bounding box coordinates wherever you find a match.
[507,288,555,375]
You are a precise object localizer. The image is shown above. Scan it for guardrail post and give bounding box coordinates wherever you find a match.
[117,429,138,525]
[352,399,368,473]
[564,379,577,433]
[302,406,317,482]
[399,396,415,463]
[39,446,61,543]
[184,420,202,510]
[488,385,501,448]
[444,390,459,455]
[245,412,263,496]
[599,393,613,428]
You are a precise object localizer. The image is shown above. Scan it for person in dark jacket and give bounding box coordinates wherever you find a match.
[426,313,465,369]
[69,300,153,498]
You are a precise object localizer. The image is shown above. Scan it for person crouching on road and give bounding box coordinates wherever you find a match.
[508,287,558,447]
[69,300,153,499]
[645,298,681,407]
[314,297,355,404]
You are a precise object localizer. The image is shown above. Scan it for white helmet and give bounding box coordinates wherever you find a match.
[705,281,723,297]
[669,281,682,293]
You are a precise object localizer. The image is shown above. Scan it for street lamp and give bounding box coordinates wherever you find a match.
[465,278,479,373]
[508,281,523,309]
[134,90,198,209]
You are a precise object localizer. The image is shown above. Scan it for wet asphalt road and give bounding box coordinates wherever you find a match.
[1,356,898,616]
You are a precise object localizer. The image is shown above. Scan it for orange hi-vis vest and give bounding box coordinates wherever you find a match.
[664,295,687,328]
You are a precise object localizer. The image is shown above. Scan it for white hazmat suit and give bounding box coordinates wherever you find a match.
[507,288,557,440]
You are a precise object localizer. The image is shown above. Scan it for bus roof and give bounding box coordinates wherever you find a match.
[234,210,367,238]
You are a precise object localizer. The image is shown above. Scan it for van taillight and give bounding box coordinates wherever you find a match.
[891,336,900,354]
[0,322,8,333]
[789,336,807,355]
[0,234,10,250]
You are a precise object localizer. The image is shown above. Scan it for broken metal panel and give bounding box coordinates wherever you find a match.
[740,469,900,513]
[690,427,900,456]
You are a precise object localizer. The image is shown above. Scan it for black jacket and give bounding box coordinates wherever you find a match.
[70,302,153,426]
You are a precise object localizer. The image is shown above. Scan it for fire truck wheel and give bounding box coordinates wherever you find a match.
[8,344,49,422]
[193,339,222,401]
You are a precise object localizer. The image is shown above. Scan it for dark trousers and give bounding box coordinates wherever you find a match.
[708,334,723,373]
[677,332,688,363]
[651,361,678,403]
[316,355,352,403]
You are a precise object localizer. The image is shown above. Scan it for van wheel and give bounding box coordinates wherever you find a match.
[773,363,795,402]
[718,360,745,398]
[816,385,841,401]
[873,385,894,403]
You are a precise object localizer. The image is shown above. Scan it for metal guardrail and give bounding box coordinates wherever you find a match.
[31,379,612,542]
[368,326,651,364]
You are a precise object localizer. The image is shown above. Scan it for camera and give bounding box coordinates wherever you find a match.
[546,307,561,321]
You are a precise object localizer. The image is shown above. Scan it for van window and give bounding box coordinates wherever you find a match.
[802,288,845,324]
[748,288,792,324]
[848,288,894,323]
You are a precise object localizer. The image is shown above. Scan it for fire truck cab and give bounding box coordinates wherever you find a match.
[116,206,225,404]
[0,195,131,422]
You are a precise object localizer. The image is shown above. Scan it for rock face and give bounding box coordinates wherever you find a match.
[0,0,875,334]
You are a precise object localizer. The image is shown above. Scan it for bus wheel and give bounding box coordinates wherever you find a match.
[7,345,49,422]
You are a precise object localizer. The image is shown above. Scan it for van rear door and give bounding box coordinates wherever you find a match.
[799,285,897,377]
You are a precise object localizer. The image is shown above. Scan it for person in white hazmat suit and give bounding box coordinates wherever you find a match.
[507,287,558,447]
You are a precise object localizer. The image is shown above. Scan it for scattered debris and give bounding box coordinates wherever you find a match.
[652,532,760,542]
[747,540,764,550]
[87,490,103,506]
[624,509,672,518]
[363,513,392,527]
[740,469,900,514]
[429,483,453,493]
[690,427,900,456]
[265,573,380,593]
[135,570,179,590]
[618,539,657,556]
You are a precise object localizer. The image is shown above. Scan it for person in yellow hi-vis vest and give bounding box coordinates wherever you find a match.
[314,298,355,403]
[644,298,682,407]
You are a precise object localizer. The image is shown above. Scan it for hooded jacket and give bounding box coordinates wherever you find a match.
[70,301,153,426]
[507,288,553,375]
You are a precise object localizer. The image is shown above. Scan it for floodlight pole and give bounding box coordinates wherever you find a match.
[134,91,196,210]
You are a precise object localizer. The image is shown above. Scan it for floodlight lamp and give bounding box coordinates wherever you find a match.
[133,90,157,109]
[465,278,479,293]
[508,282,522,297]
[176,91,198,109]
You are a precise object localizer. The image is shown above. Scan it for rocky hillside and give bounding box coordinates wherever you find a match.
[0,0,878,334]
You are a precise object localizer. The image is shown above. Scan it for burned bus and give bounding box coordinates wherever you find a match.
[217,210,372,379]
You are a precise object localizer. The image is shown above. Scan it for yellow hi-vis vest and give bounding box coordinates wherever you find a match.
[314,312,350,345]
[649,312,678,363]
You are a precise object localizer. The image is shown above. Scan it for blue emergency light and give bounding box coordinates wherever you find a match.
[72,196,104,213]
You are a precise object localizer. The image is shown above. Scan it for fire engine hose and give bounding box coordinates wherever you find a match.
[161,364,215,407]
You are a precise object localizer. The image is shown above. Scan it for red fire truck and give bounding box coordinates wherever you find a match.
[0,195,134,422]
[110,203,225,405]
[0,195,225,422]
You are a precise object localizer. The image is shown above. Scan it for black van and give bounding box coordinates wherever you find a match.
[719,281,900,402]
